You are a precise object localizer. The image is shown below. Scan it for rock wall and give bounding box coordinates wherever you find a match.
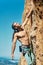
[18,55,28,65]
[22,0,43,65]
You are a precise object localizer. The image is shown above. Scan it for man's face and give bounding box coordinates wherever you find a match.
[13,23,20,29]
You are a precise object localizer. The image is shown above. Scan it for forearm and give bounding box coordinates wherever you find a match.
[11,34,17,54]
[22,9,33,27]
[12,43,16,54]
[11,42,16,59]
[26,8,33,18]
[22,18,28,27]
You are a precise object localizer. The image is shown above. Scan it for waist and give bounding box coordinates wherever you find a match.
[22,42,29,45]
[22,44,30,48]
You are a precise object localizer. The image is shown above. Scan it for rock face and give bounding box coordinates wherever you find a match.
[18,55,28,65]
[22,0,43,65]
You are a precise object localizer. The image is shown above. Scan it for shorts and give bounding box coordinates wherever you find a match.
[19,45,31,56]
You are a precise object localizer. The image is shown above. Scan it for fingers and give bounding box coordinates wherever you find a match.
[11,53,14,60]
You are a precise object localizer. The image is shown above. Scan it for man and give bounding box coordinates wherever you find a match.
[11,0,35,60]
[11,22,30,60]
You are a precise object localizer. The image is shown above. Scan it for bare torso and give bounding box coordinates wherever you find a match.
[17,30,29,45]
[11,23,30,59]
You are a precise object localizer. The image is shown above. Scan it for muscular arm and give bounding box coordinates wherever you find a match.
[11,31,25,59]
[22,1,34,27]
[11,33,17,59]
[22,18,28,27]
[22,8,32,27]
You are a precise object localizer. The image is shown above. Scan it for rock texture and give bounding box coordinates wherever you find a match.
[18,55,28,65]
[22,0,43,65]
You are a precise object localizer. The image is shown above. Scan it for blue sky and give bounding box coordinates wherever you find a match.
[0,0,24,59]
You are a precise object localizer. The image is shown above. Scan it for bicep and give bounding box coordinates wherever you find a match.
[12,33,17,43]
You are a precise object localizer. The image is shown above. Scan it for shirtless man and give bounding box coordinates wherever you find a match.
[11,0,35,59]
[11,22,30,59]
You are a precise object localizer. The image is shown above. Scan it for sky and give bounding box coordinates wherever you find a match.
[0,0,24,59]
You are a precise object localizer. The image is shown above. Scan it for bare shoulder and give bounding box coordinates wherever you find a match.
[18,30,25,34]
[16,30,26,37]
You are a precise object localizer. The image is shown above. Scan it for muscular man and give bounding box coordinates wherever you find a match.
[11,23,30,59]
[11,0,35,60]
